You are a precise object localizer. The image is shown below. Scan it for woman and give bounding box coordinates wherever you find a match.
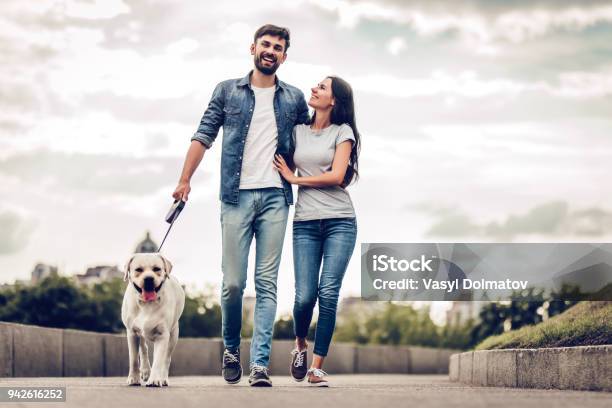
[273,76,360,387]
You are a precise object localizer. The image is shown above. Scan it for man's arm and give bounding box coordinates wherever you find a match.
[285,90,309,172]
[173,82,226,201]
[295,89,310,125]
[172,141,206,201]
[191,82,226,148]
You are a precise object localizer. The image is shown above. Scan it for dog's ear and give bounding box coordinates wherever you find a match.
[124,254,136,282]
[159,254,173,277]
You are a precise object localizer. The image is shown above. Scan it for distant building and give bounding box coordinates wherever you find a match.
[75,265,123,286]
[11,232,158,288]
[74,231,159,286]
[445,301,483,326]
[31,263,58,284]
[135,231,158,253]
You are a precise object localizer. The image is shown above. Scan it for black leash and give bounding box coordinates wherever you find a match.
[157,199,186,252]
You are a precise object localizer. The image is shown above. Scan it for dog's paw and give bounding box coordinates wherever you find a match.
[126,373,141,386]
[146,373,163,387]
[140,367,151,382]
[162,378,169,387]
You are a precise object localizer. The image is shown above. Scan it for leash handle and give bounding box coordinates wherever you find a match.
[165,199,186,223]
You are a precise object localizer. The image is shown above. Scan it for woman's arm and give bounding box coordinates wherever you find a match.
[273,141,353,187]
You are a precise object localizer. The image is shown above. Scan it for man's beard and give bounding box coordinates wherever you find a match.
[254,53,280,75]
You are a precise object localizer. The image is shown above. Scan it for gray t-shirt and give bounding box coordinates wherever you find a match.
[292,123,356,221]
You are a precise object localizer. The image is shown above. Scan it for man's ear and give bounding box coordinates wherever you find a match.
[159,254,173,277]
[250,43,255,56]
[124,255,136,282]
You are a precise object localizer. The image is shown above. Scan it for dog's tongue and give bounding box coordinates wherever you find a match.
[142,290,157,302]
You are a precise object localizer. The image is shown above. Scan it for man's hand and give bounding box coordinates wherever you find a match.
[173,181,191,201]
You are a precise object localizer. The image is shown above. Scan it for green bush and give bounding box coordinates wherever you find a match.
[334,302,474,350]
[0,276,222,336]
[0,276,123,332]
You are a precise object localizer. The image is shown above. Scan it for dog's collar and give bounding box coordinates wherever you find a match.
[132,279,165,294]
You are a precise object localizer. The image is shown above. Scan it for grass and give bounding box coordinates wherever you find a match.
[475,301,612,350]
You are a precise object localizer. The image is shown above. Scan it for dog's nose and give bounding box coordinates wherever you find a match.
[143,276,155,291]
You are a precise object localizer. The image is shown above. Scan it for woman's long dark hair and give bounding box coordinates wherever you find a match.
[310,76,361,186]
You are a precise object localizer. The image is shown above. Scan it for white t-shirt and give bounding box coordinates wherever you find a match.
[238,85,283,189]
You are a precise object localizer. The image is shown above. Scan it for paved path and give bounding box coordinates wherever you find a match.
[0,375,610,408]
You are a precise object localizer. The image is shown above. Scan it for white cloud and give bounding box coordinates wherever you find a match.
[555,68,612,99]
[278,61,334,92]
[0,112,194,158]
[387,36,406,55]
[0,0,130,27]
[166,37,200,57]
[62,0,130,20]
[350,70,537,99]
[493,6,612,43]
[0,205,37,255]
[49,47,242,100]
[348,67,612,100]
[309,0,612,52]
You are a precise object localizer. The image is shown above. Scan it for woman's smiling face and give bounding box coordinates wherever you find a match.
[308,77,334,110]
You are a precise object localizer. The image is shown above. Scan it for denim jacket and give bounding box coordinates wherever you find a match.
[191,71,310,205]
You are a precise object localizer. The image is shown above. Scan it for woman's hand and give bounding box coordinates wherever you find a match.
[273,154,296,184]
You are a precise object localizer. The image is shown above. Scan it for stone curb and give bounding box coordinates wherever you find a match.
[0,322,458,377]
[449,346,611,392]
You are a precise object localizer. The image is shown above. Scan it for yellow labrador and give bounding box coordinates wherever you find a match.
[121,252,185,387]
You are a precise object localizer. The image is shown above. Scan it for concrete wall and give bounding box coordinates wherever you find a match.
[449,346,611,392]
[0,322,457,377]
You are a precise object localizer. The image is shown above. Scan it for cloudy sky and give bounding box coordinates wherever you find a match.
[1,0,611,318]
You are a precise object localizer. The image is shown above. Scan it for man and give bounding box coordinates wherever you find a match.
[172,24,309,387]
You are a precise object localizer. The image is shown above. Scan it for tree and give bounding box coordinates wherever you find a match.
[335,303,462,348]
[0,276,104,331]
[179,293,222,337]
[273,315,294,340]
[0,276,223,336]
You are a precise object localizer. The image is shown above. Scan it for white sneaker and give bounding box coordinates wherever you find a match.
[307,368,329,387]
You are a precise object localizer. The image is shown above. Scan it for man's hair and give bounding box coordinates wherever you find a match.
[253,24,291,52]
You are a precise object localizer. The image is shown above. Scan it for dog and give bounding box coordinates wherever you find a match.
[121,252,185,387]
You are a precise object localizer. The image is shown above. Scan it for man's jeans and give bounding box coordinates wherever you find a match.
[292,217,357,357]
[221,188,289,367]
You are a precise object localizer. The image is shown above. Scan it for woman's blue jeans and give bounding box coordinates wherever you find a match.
[292,217,357,357]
